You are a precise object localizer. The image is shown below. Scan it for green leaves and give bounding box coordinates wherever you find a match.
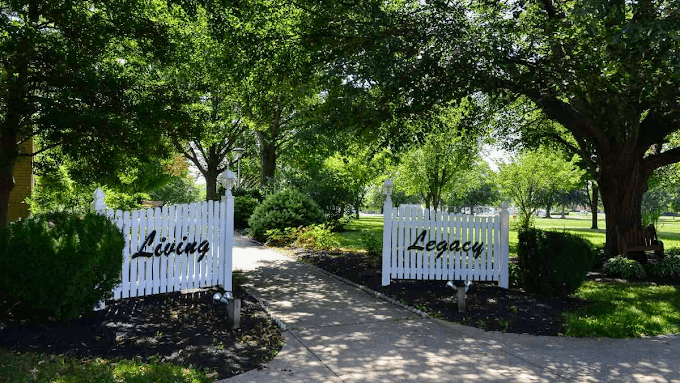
[496,147,584,227]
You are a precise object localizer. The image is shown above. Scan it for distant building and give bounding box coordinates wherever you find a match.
[8,139,34,221]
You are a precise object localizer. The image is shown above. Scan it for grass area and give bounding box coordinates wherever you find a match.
[336,215,384,251]
[564,281,680,338]
[0,350,212,383]
[335,213,680,338]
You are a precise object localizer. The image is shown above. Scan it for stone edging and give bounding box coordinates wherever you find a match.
[242,287,289,331]
[299,259,429,319]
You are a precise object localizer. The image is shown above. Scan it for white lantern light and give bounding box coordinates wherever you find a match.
[383,178,394,196]
[219,170,236,195]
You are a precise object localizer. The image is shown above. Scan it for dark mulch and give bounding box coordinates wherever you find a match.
[296,249,589,336]
[0,285,284,380]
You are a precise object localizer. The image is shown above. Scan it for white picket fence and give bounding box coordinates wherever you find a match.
[381,184,509,288]
[91,189,234,302]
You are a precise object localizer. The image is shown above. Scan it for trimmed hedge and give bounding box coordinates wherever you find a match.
[248,189,325,242]
[518,229,596,297]
[0,213,124,320]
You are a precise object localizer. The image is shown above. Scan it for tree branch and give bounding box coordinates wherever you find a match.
[17,142,60,157]
[539,0,558,18]
[526,92,612,153]
[644,146,680,172]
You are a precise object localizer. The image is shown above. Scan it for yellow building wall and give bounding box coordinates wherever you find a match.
[8,140,34,221]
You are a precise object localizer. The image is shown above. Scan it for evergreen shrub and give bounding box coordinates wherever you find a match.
[248,189,324,242]
[518,229,596,297]
[0,213,124,320]
[234,196,260,229]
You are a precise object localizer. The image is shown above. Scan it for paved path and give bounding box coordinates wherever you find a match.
[218,235,680,383]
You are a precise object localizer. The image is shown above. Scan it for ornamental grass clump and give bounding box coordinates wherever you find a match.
[0,213,124,320]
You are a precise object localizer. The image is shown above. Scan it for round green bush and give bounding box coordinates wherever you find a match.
[248,189,324,242]
[518,229,596,297]
[234,195,260,229]
[0,213,125,320]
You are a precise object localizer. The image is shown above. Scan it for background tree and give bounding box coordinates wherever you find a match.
[207,0,322,186]
[395,101,486,210]
[448,160,499,215]
[0,0,192,224]
[306,0,680,256]
[497,148,584,229]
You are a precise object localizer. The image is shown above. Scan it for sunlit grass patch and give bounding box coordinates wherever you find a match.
[0,350,213,383]
[565,281,680,338]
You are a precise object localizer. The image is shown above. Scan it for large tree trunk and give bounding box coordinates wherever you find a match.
[590,183,599,230]
[205,169,219,201]
[545,203,552,218]
[599,158,648,257]
[257,131,277,187]
[0,136,18,226]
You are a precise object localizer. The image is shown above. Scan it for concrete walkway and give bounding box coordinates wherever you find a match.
[218,235,680,383]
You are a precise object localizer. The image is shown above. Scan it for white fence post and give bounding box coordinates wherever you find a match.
[382,179,394,286]
[220,170,236,293]
[500,202,510,288]
[91,188,108,310]
[223,193,234,292]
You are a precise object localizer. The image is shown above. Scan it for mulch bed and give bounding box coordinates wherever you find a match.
[0,285,284,380]
[295,249,589,336]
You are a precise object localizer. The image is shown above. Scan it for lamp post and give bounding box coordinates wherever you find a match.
[233,147,245,188]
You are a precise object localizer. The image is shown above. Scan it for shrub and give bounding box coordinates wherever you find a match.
[508,260,522,289]
[517,229,596,297]
[643,255,680,279]
[295,224,339,250]
[234,196,260,229]
[264,227,298,247]
[232,187,264,201]
[248,189,325,242]
[604,256,646,279]
[510,214,535,231]
[362,231,382,256]
[655,255,680,278]
[0,213,124,320]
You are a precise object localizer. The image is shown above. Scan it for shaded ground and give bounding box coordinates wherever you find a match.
[295,249,588,336]
[0,285,284,380]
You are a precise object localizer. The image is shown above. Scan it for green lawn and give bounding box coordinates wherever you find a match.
[335,213,680,338]
[565,281,680,338]
[0,350,212,383]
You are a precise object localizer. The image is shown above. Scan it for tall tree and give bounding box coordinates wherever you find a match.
[207,0,321,186]
[0,0,190,224]
[395,100,484,210]
[305,0,680,255]
[167,6,253,201]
